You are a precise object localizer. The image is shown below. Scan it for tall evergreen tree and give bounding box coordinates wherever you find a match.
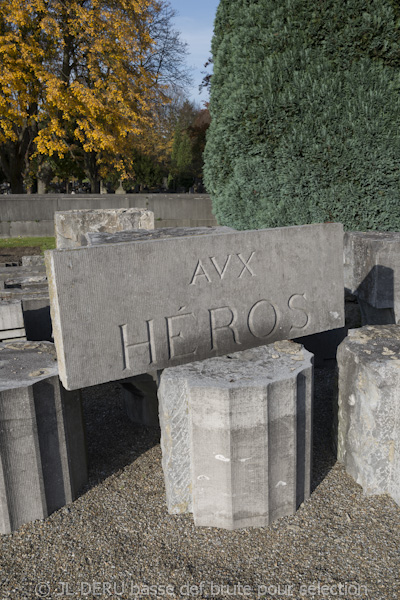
[204,0,400,231]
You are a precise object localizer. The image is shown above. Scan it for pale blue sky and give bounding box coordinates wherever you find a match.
[168,0,220,105]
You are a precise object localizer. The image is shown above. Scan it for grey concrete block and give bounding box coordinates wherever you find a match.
[0,341,87,533]
[344,231,400,324]
[337,325,400,505]
[0,300,26,342]
[158,342,313,529]
[46,223,344,390]
[55,208,155,249]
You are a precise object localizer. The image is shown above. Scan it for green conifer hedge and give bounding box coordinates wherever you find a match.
[204,0,400,231]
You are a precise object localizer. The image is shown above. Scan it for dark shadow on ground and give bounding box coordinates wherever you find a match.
[311,363,338,492]
[78,381,160,495]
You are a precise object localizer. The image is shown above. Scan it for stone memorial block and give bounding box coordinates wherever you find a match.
[344,231,400,324]
[55,207,155,249]
[0,341,87,533]
[337,325,400,506]
[158,342,313,529]
[46,223,344,390]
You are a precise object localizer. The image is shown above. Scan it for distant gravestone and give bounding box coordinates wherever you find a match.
[46,223,344,390]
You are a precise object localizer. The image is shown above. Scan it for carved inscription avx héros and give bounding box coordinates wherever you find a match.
[47,223,344,389]
[119,250,311,371]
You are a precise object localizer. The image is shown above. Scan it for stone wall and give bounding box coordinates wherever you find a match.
[0,194,216,238]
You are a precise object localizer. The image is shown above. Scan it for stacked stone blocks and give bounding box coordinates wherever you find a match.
[0,341,87,534]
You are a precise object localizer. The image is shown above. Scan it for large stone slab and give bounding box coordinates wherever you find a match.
[337,325,400,505]
[46,223,344,390]
[158,342,313,529]
[55,207,154,249]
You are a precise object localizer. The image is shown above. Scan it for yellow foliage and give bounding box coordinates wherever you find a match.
[0,0,173,178]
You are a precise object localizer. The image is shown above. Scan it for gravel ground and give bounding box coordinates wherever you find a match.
[0,364,399,600]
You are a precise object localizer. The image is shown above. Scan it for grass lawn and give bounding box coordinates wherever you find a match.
[0,236,56,253]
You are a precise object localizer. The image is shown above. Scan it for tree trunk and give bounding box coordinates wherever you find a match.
[90,177,100,194]
[0,143,26,193]
[84,151,100,193]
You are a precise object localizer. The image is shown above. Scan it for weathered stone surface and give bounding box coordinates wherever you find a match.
[85,226,234,246]
[0,300,26,342]
[0,340,57,390]
[337,325,400,505]
[0,341,87,533]
[344,231,400,324]
[0,265,46,281]
[55,208,155,249]
[46,223,344,390]
[2,272,48,288]
[0,288,49,301]
[158,342,313,529]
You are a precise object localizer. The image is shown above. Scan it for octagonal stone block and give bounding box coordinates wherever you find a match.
[158,341,313,530]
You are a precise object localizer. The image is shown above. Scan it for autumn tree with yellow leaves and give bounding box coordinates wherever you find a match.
[0,0,189,192]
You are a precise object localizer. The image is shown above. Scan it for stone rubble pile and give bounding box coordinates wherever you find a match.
[0,210,398,533]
